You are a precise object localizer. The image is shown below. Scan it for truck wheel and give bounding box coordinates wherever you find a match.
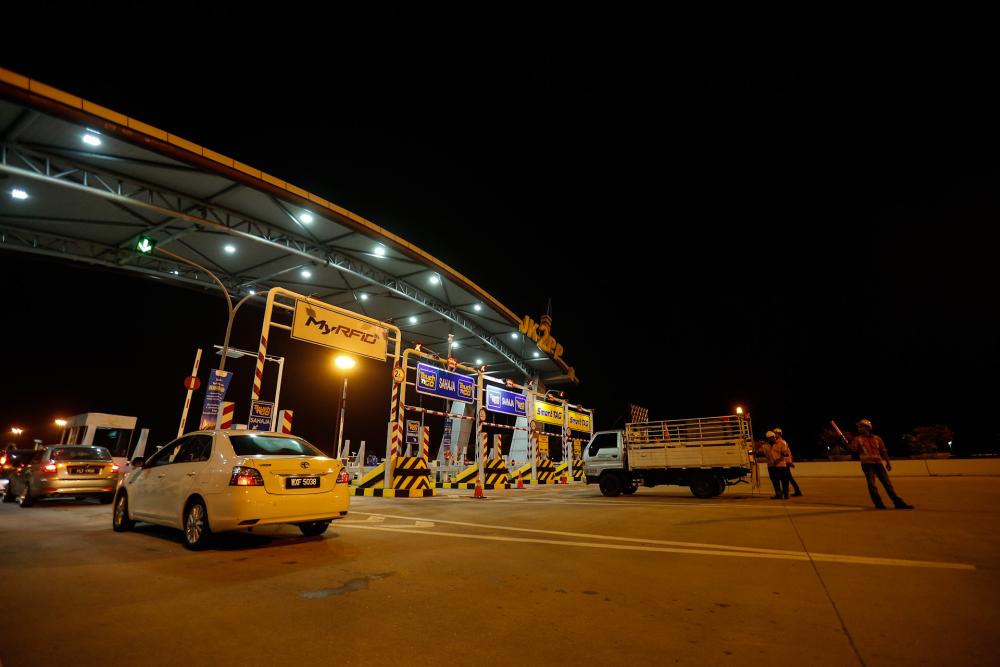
[599,473,623,497]
[712,477,726,497]
[689,476,716,499]
[623,482,638,495]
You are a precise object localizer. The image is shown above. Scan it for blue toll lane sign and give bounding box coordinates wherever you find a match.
[415,362,475,403]
[406,420,420,447]
[198,369,233,430]
[248,401,274,431]
[485,385,527,417]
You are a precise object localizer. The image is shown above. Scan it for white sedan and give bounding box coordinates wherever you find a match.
[113,430,350,549]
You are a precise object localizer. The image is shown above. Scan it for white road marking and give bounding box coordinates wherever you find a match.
[337,523,974,570]
[419,493,860,511]
[347,511,975,571]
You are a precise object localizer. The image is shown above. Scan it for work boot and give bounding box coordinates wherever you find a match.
[874,503,887,510]
[783,493,790,499]
[769,495,782,500]
[894,503,914,510]
[791,491,803,497]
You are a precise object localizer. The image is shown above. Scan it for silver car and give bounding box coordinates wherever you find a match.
[5,446,119,507]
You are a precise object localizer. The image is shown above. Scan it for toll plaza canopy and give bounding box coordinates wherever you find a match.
[0,68,576,385]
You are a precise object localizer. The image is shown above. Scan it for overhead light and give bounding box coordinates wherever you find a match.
[248,289,256,295]
[475,358,483,365]
[409,316,418,325]
[533,351,539,358]
[301,269,312,278]
[171,269,180,275]
[82,132,102,147]
[359,293,369,301]
[224,244,236,254]
[511,332,519,339]
[300,212,314,224]
[373,245,386,256]
[10,189,28,200]
[430,275,440,285]
[473,304,482,312]
[452,341,460,348]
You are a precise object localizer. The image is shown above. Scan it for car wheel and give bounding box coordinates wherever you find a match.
[713,477,727,497]
[299,521,331,537]
[19,484,36,508]
[112,493,135,532]
[183,499,212,550]
[689,476,716,499]
[598,473,623,497]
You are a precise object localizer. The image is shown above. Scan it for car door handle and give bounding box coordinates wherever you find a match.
[185,472,196,477]
[157,474,166,478]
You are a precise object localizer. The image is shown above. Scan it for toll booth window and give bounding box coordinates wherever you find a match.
[92,428,134,458]
[588,433,619,457]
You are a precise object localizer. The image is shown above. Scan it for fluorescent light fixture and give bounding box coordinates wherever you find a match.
[473,304,482,312]
[533,351,539,358]
[171,270,180,275]
[301,269,312,278]
[409,316,418,325]
[511,332,519,339]
[82,133,101,146]
[452,341,460,348]
[249,289,256,295]
[11,189,28,200]
[373,245,386,256]
[359,293,369,301]
[300,212,314,224]
[224,244,236,254]
[475,358,483,365]
[430,275,440,285]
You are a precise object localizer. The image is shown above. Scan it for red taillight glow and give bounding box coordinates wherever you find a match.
[0,454,6,465]
[110,464,120,473]
[229,466,264,487]
[43,463,57,473]
[337,469,350,484]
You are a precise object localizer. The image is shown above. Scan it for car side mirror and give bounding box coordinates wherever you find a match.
[130,457,145,468]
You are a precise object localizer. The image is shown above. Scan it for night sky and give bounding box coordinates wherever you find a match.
[2,8,998,457]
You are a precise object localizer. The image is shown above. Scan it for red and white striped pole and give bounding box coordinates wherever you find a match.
[493,433,502,459]
[422,426,430,461]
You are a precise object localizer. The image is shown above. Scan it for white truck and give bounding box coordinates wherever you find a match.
[583,414,754,498]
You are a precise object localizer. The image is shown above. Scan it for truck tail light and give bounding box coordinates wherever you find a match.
[337,469,350,484]
[43,463,57,473]
[229,466,264,487]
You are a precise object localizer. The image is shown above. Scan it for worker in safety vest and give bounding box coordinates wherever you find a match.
[758,431,791,499]
[773,428,802,497]
[848,419,914,510]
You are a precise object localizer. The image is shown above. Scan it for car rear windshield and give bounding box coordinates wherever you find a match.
[228,435,324,457]
[49,447,112,461]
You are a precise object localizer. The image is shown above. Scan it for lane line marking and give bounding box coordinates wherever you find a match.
[336,524,975,570]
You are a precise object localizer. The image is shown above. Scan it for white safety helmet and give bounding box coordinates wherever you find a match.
[857,419,873,429]
[765,430,776,439]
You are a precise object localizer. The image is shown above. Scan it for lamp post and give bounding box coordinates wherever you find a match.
[333,355,356,459]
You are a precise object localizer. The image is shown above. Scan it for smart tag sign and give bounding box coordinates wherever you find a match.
[485,385,527,417]
[415,362,475,403]
[247,401,274,432]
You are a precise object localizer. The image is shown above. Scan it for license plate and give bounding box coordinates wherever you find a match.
[286,476,320,489]
[70,466,99,474]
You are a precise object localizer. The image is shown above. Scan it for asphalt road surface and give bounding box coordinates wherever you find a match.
[1,477,998,667]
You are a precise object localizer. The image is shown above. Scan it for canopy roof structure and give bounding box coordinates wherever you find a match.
[0,68,577,384]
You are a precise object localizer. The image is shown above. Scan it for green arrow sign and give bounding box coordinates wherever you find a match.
[136,236,156,254]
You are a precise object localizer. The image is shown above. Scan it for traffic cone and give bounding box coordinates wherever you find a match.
[517,471,524,489]
[474,476,485,499]
[561,471,568,485]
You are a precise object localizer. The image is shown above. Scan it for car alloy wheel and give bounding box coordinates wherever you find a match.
[113,493,134,532]
[184,501,210,550]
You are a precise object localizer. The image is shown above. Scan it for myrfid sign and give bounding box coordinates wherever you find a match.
[291,300,387,360]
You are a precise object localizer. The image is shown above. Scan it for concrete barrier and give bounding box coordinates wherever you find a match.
[758,459,1000,478]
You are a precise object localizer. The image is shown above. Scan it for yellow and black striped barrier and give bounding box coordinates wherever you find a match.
[436,458,510,489]
[573,458,585,481]
[352,456,434,497]
[508,459,558,484]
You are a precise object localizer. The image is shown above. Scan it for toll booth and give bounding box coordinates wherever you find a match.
[61,413,149,473]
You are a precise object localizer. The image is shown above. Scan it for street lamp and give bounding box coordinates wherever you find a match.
[54,419,67,444]
[333,355,356,459]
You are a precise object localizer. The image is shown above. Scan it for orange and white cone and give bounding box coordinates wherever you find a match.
[474,476,485,499]
[561,471,568,485]
[517,471,524,489]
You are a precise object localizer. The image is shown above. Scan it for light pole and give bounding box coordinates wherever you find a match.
[333,355,356,459]
[54,419,67,444]
[153,246,259,372]
[214,346,286,431]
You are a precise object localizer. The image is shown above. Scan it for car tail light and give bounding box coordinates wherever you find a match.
[110,464,120,473]
[337,469,350,484]
[43,463,57,473]
[0,454,6,465]
[229,466,264,487]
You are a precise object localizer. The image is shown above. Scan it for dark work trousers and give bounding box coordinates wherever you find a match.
[861,463,907,508]
[774,467,791,498]
[787,467,801,494]
[767,466,781,496]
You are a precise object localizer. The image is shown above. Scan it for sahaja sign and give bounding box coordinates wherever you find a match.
[485,385,527,417]
[415,362,475,403]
